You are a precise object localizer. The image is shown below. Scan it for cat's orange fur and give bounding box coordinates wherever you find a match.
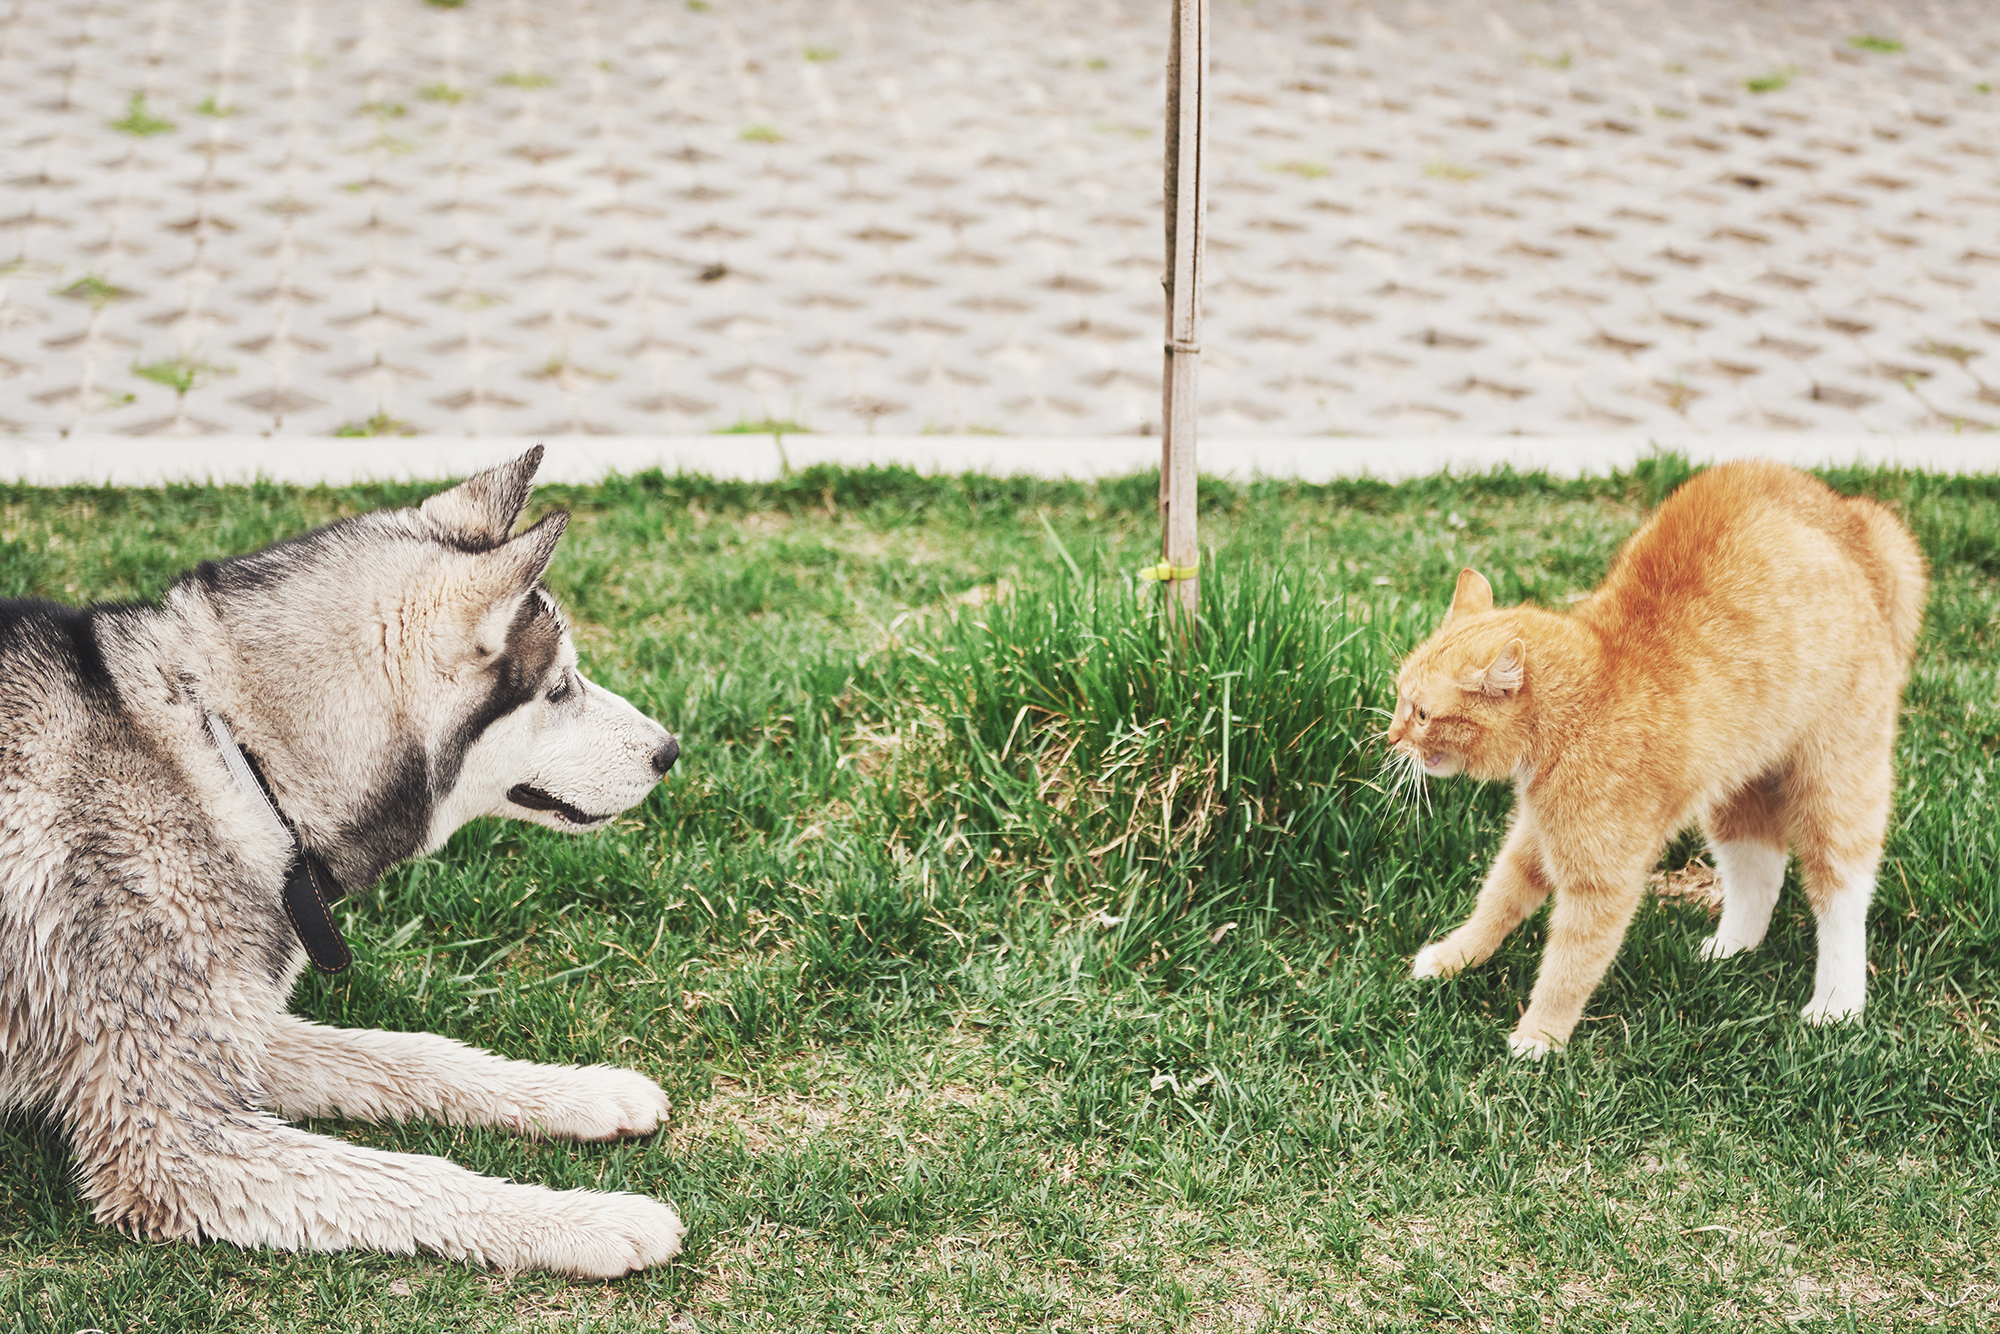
[1385,461,1926,1057]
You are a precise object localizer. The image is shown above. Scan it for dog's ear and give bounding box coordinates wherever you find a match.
[421,446,545,547]
[451,511,570,658]
[484,509,566,595]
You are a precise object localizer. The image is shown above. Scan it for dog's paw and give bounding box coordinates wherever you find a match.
[1411,941,1463,980]
[1800,989,1864,1027]
[505,1065,670,1141]
[554,1065,670,1141]
[486,1188,685,1278]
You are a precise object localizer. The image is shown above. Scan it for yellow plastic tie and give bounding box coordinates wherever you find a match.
[1138,561,1200,582]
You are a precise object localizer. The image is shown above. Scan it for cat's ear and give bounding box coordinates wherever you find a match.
[1444,568,1493,626]
[1470,638,1526,698]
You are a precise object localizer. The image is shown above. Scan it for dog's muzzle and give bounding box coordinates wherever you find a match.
[653,736,679,776]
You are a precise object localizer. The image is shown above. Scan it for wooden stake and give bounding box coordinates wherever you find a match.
[1160,0,1207,629]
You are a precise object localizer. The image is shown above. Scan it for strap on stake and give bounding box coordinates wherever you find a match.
[1139,562,1201,582]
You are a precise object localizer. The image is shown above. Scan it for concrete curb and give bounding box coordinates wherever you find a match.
[1,434,1995,488]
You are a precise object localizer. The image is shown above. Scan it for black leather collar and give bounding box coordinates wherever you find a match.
[205,712,352,974]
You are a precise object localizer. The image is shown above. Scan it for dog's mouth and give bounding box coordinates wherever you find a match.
[506,784,613,827]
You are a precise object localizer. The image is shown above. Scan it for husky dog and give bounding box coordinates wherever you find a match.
[0,448,687,1277]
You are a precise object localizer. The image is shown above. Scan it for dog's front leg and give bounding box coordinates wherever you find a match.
[72,1102,684,1276]
[262,1016,669,1140]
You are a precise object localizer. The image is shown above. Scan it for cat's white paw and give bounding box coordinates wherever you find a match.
[1506,1031,1554,1060]
[1412,942,1462,980]
[1697,932,1753,962]
[1800,989,1864,1026]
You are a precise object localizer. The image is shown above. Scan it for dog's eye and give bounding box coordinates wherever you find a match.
[547,675,573,704]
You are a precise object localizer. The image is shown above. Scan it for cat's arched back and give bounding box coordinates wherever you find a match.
[1387,461,1925,1056]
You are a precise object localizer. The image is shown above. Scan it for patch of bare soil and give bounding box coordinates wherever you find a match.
[1649,858,1722,915]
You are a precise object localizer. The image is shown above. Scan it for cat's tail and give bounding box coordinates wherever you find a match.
[1848,496,1928,670]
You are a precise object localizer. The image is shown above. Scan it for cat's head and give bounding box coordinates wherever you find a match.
[1386,568,1534,782]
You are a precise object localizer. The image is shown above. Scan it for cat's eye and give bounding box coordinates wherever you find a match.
[1416,706,1429,723]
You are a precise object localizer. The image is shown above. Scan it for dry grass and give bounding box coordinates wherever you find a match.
[1649,857,1723,914]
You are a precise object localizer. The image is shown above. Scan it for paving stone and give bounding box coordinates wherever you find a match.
[0,0,1995,442]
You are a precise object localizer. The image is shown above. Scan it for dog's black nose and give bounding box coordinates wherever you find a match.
[652,735,680,775]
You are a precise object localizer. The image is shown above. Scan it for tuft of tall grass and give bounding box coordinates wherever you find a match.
[878,559,1448,936]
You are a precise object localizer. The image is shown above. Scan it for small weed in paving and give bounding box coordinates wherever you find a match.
[108,92,174,136]
[1424,158,1481,181]
[132,355,230,396]
[1747,65,1799,93]
[1848,34,1906,53]
[713,415,810,435]
[0,462,1996,1330]
[54,274,130,308]
[333,412,417,437]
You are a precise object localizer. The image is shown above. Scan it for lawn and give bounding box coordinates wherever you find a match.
[2,458,1998,1332]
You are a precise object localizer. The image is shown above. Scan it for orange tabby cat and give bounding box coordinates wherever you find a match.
[1385,461,1926,1057]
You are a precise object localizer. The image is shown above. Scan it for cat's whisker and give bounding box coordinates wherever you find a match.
[1372,746,1411,820]
[1380,743,1429,822]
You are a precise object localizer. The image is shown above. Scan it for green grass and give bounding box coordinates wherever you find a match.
[714,417,810,436]
[333,412,418,438]
[2,460,1998,1330]
[132,354,229,395]
[54,274,130,309]
[107,92,175,136]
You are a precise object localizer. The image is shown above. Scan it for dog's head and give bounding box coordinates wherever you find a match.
[192,446,677,889]
[413,449,679,843]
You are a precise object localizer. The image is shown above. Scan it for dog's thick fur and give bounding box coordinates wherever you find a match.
[0,449,687,1276]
